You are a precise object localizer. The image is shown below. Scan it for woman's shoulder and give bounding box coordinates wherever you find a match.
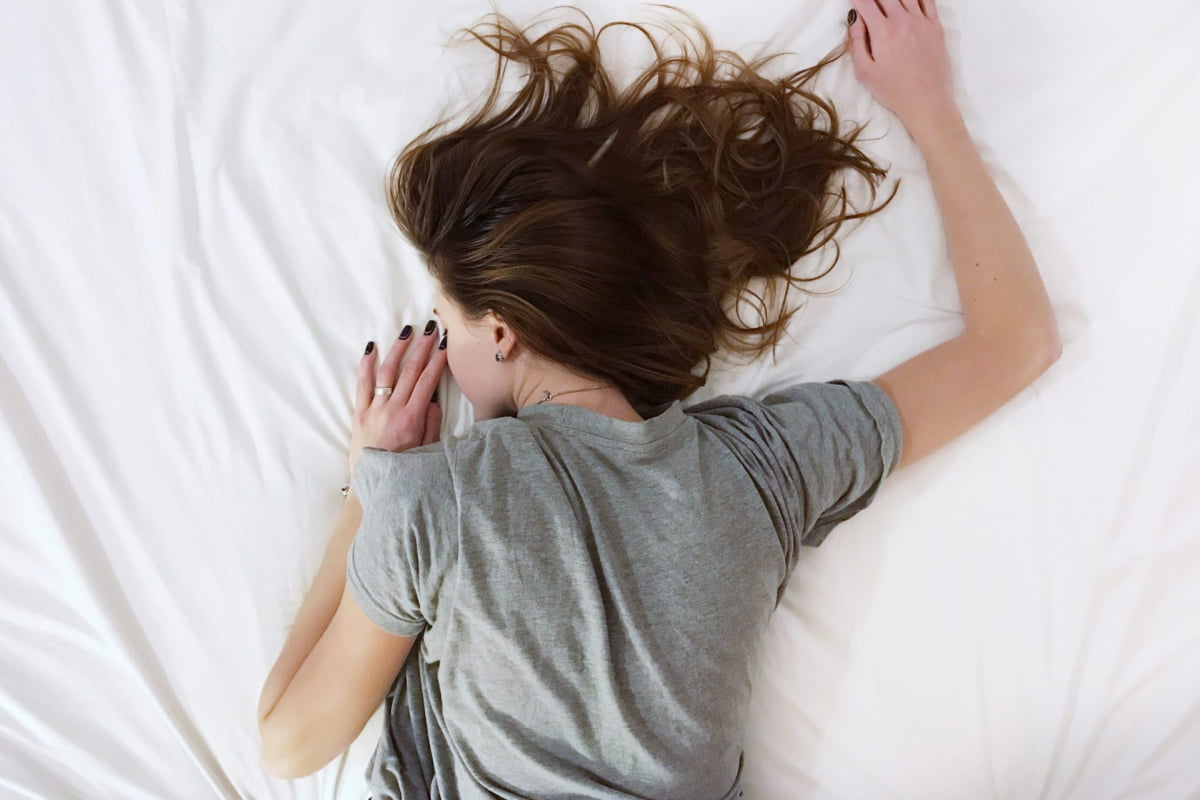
[352,441,456,510]
[354,417,531,495]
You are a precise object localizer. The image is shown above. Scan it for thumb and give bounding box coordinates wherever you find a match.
[847,11,873,73]
[421,399,443,445]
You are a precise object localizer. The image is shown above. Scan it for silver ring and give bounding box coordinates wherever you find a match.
[374,386,393,396]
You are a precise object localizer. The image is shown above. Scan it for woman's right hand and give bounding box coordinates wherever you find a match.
[846,0,959,138]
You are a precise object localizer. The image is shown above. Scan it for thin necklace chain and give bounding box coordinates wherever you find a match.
[536,385,610,405]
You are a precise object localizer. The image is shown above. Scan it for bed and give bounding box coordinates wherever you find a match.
[2,0,1197,798]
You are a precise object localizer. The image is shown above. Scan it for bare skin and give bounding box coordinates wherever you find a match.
[846,0,958,130]
[430,284,644,424]
[846,0,1061,472]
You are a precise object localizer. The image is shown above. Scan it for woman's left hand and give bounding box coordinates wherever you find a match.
[348,324,447,476]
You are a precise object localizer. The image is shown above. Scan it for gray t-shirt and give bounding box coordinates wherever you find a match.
[346,378,903,800]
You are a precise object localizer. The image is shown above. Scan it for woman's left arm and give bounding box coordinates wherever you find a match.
[256,491,363,726]
[257,327,446,777]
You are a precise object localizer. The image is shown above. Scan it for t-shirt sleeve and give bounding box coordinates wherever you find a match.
[692,379,904,563]
[345,444,457,637]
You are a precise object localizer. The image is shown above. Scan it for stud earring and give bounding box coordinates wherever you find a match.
[495,351,505,362]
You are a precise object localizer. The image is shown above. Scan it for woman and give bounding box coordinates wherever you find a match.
[257,2,1061,797]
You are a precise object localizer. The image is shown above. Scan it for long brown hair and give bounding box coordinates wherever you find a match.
[386,5,898,416]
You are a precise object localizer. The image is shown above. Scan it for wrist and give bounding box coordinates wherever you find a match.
[907,104,969,152]
[335,490,362,534]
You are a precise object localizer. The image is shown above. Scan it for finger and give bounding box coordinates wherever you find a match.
[402,330,448,409]
[850,0,885,27]
[919,0,938,22]
[421,401,442,446]
[847,6,874,64]
[873,0,903,17]
[374,325,414,403]
[355,340,377,413]
[391,321,443,403]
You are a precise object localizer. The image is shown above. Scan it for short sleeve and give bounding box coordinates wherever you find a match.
[690,379,903,565]
[345,445,458,637]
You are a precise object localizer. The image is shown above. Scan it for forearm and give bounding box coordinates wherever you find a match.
[258,491,362,723]
[910,110,1060,350]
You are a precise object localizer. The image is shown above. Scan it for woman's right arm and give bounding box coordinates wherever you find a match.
[846,0,1061,471]
[910,106,1060,344]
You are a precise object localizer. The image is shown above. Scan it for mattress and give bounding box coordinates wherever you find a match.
[1,1,1197,798]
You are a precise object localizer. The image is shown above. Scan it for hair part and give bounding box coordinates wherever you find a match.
[386,4,899,416]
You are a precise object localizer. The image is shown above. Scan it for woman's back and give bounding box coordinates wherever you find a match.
[347,378,902,799]
[259,2,1062,791]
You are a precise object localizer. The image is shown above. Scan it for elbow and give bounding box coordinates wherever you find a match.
[261,754,301,782]
[1036,326,1064,366]
[1019,332,1062,388]
[261,746,319,782]
[993,326,1062,386]
[260,717,321,781]
[970,317,1063,368]
[1010,318,1062,369]
[259,721,297,780]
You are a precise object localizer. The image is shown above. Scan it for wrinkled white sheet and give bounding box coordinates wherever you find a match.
[2,1,1197,798]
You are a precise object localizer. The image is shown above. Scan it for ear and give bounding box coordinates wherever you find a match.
[483,310,515,352]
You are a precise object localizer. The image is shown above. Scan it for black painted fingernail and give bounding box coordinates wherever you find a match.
[399,324,412,340]
[364,340,374,355]
[424,319,436,335]
[438,331,447,350]
[847,8,857,24]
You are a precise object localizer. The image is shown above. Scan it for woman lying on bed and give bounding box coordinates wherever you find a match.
[257,1,1060,797]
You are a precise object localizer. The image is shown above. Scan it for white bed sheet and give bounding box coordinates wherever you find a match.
[2,1,1197,798]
